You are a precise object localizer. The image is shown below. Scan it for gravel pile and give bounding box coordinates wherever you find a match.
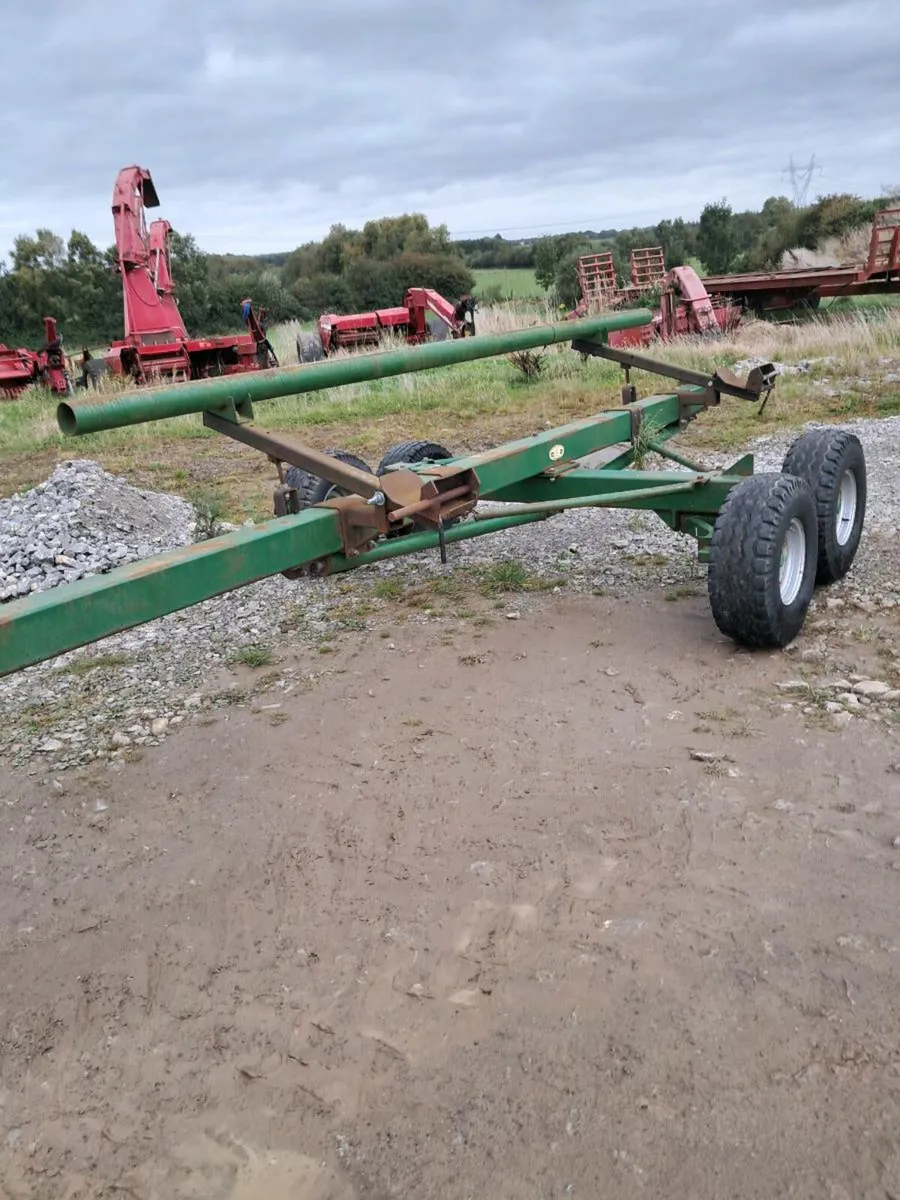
[0,460,194,601]
[0,414,897,770]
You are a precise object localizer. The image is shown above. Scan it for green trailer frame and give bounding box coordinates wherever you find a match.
[0,312,867,678]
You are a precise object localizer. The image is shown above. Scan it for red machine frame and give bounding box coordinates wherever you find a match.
[570,248,741,346]
[0,317,73,400]
[103,165,277,384]
[314,288,476,356]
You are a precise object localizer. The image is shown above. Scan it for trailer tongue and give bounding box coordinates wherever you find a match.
[0,312,866,678]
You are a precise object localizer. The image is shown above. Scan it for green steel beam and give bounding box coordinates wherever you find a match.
[485,468,741,513]
[453,394,682,498]
[0,508,343,678]
[57,311,653,436]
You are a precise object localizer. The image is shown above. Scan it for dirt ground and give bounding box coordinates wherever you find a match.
[2,591,900,1200]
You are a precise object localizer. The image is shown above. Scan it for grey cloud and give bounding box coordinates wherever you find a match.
[1,0,898,253]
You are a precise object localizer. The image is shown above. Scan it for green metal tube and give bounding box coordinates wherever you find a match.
[328,512,550,573]
[474,479,702,518]
[646,440,708,472]
[56,311,653,437]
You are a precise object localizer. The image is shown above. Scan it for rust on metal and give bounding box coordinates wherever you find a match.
[203,412,383,498]
[570,340,776,404]
[387,484,471,524]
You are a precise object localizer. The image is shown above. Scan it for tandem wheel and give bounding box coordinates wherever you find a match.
[706,429,865,650]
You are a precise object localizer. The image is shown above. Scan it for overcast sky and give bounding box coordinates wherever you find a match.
[1,0,898,259]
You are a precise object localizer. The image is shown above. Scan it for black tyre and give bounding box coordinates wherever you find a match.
[707,472,818,649]
[296,332,325,364]
[780,429,866,585]
[284,449,373,509]
[376,440,454,475]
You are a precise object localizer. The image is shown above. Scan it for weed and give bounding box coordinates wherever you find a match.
[507,349,546,381]
[232,644,274,668]
[190,486,228,542]
[665,585,699,602]
[631,415,666,469]
[371,578,405,601]
[625,553,668,568]
[57,652,134,676]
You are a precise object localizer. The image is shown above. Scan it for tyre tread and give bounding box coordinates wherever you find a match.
[284,449,372,509]
[781,429,865,584]
[708,472,817,648]
[377,440,454,475]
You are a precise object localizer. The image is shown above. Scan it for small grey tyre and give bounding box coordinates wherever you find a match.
[780,429,865,585]
[707,472,818,649]
[376,440,454,475]
[284,449,373,509]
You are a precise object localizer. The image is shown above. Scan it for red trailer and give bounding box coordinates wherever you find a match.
[702,208,900,314]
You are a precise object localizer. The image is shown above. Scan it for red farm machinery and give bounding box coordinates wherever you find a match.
[569,247,742,346]
[0,317,74,400]
[701,207,900,315]
[101,166,278,385]
[299,288,477,362]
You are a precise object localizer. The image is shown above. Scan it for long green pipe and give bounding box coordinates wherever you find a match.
[328,512,550,572]
[56,311,653,436]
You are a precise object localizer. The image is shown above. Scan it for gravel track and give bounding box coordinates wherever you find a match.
[1,414,897,770]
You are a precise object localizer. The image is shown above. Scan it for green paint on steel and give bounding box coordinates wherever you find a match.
[486,468,742,513]
[57,311,654,436]
[646,440,707,472]
[453,412,632,496]
[328,513,550,573]
[0,508,343,679]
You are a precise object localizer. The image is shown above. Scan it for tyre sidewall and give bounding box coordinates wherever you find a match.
[817,439,866,583]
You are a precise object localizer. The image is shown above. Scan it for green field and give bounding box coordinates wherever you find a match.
[472,268,545,300]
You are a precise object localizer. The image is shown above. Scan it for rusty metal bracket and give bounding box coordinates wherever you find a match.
[622,382,638,405]
[571,339,776,404]
[676,385,719,426]
[204,411,383,499]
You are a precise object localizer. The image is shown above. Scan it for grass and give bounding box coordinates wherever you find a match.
[1,305,898,523]
[472,268,546,301]
[231,644,275,668]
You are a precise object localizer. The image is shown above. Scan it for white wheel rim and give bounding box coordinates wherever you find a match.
[835,469,858,547]
[779,517,807,606]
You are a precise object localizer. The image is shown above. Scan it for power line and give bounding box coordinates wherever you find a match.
[781,154,822,207]
[449,218,618,237]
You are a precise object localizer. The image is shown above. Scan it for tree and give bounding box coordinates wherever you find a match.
[653,218,694,268]
[12,229,66,271]
[534,234,585,291]
[697,200,735,274]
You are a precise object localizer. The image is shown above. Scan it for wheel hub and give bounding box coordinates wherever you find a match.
[835,469,858,547]
[779,517,807,605]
